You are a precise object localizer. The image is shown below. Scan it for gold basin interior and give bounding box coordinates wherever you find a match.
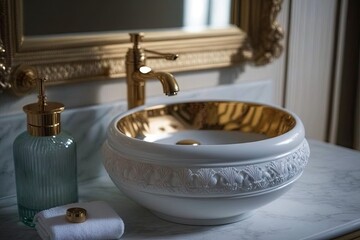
[117,101,296,145]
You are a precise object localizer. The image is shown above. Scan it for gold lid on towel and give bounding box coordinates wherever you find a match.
[66,207,87,223]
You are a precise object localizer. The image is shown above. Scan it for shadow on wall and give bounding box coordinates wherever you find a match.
[218,65,245,85]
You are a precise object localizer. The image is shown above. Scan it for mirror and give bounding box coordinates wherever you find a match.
[0,0,283,95]
[23,0,232,36]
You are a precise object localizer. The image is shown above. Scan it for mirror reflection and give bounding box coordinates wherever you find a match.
[0,0,285,95]
[23,0,232,36]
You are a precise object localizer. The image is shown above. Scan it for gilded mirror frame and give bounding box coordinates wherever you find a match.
[0,0,283,95]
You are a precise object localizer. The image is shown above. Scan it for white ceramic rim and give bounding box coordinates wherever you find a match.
[106,100,306,167]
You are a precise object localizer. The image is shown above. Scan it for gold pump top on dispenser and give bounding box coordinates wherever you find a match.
[23,78,64,136]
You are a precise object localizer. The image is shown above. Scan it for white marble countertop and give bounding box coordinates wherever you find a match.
[1,140,360,240]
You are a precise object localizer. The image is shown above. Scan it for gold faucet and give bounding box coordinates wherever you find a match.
[126,33,179,109]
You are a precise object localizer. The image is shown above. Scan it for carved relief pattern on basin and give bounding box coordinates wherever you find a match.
[103,140,309,196]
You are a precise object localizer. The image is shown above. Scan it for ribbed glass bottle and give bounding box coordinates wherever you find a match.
[13,131,78,227]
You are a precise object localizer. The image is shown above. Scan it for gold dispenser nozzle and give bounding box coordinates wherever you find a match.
[23,78,64,136]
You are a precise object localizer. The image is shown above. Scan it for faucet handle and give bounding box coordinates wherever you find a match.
[144,49,178,61]
[128,32,179,61]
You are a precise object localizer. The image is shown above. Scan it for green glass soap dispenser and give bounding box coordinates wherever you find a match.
[13,78,78,227]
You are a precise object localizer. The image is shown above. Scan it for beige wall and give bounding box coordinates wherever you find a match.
[2,0,357,148]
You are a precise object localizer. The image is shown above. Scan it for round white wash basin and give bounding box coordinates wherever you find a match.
[102,101,310,225]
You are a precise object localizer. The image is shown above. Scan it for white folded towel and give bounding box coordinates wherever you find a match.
[33,201,124,240]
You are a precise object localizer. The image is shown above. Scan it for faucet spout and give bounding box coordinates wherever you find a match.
[154,72,179,96]
[133,67,179,96]
[126,33,180,109]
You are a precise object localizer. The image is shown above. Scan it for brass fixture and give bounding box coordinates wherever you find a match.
[0,37,38,95]
[10,65,38,96]
[23,78,64,136]
[0,39,38,96]
[126,33,179,109]
[117,101,296,143]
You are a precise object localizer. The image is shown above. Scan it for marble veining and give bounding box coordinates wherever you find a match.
[2,80,359,239]
[0,140,360,240]
[0,80,273,199]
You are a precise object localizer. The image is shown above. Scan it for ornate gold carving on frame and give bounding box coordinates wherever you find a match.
[238,0,284,65]
[0,0,284,95]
